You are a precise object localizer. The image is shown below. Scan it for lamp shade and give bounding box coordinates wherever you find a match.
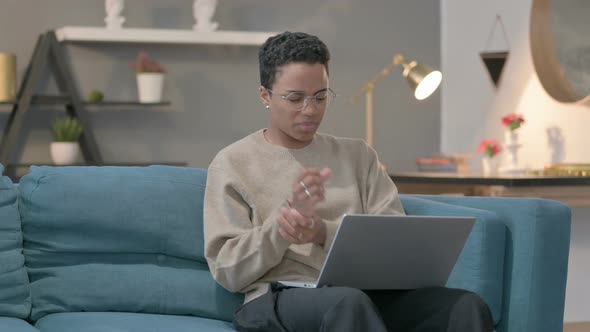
[403,62,442,100]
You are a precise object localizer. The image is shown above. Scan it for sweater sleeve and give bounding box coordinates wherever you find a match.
[363,143,406,216]
[322,141,405,251]
[204,165,291,293]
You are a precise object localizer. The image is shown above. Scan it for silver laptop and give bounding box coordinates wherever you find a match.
[278,214,475,289]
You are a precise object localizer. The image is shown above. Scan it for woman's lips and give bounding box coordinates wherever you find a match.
[298,122,318,131]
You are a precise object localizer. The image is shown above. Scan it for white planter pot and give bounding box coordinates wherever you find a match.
[50,142,80,165]
[137,73,164,103]
[481,156,500,176]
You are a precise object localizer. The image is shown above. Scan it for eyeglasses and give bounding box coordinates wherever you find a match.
[267,88,337,112]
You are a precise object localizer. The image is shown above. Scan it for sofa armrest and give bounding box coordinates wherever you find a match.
[400,195,506,324]
[406,195,571,332]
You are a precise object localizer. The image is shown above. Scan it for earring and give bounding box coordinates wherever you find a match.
[265,105,270,109]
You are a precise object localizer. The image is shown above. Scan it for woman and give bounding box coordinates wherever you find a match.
[204,31,493,332]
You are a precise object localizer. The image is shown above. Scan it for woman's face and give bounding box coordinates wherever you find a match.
[259,62,329,149]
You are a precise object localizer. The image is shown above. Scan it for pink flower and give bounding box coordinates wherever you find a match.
[129,52,165,73]
[501,113,525,131]
[477,139,502,158]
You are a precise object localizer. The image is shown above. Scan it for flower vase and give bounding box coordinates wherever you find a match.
[481,156,499,176]
[505,130,519,145]
[500,129,526,174]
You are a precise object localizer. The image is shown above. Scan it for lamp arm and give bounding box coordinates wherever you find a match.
[351,54,409,147]
[352,54,407,103]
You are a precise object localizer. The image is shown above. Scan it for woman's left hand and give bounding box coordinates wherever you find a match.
[276,207,326,245]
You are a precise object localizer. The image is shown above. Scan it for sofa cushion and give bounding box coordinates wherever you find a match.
[0,164,31,318]
[0,317,40,332]
[19,166,243,322]
[35,312,235,332]
[400,195,506,323]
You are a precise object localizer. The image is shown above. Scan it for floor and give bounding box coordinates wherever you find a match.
[564,322,590,332]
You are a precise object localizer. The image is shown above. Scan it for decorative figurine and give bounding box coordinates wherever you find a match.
[105,0,125,29]
[193,0,219,32]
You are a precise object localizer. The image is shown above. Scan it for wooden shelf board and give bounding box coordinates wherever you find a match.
[56,26,277,46]
[0,95,170,109]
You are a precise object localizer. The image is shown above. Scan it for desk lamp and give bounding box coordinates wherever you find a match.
[353,54,442,146]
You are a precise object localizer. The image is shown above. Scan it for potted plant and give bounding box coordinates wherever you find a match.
[477,139,502,175]
[50,116,83,165]
[130,51,165,103]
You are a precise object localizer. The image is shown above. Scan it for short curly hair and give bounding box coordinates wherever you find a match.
[259,31,330,89]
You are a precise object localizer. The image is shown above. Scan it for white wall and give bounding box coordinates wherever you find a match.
[442,0,590,322]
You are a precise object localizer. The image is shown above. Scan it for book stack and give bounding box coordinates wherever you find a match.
[416,157,458,173]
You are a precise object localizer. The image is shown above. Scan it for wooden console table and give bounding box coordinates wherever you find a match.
[390,172,590,207]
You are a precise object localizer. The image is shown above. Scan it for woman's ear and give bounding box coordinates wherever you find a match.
[259,85,271,108]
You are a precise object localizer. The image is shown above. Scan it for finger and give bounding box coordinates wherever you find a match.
[294,175,325,196]
[278,212,306,244]
[291,208,313,228]
[277,209,294,229]
[294,187,323,202]
[285,209,314,239]
[300,173,324,185]
[309,192,325,206]
[277,211,299,238]
[299,169,330,187]
[278,226,301,244]
[319,168,332,182]
[285,208,311,233]
[306,182,325,195]
[299,168,321,179]
[293,174,321,193]
[294,168,319,186]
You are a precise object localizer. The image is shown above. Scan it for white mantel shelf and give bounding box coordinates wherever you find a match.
[55,26,277,46]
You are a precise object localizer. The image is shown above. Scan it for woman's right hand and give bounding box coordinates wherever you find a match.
[289,167,332,218]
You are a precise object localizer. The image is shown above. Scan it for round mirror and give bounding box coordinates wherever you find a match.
[530,0,590,105]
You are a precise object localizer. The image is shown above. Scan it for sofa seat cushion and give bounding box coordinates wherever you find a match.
[0,317,40,332]
[18,166,243,322]
[35,312,236,332]
[0,164,31,318]
[400,195,506,324]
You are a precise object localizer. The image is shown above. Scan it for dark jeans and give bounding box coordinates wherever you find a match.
[233,283,494,332]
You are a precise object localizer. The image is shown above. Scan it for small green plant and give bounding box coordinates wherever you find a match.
[87,89,104,102]
[52,117,83,142]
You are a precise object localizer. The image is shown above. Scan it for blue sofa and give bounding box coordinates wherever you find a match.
[0,164,570,332]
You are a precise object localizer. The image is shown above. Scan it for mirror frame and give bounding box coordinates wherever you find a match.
[530,0,590,105]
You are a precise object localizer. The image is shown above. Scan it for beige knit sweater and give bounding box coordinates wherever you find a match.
[204,129,405,303]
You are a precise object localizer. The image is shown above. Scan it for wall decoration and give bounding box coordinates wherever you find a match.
[193,0,219,32]
[530,0,590,106]
[480,15,510,88]
[105,0,125,29]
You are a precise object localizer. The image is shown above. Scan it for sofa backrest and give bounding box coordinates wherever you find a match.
[0,164,31,318]
[18,166,243,322]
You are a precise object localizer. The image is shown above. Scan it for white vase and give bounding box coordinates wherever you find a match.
[481,156,500,176]
[137,73,164,103]
[504,130,519,145]
[50,142,80,165]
